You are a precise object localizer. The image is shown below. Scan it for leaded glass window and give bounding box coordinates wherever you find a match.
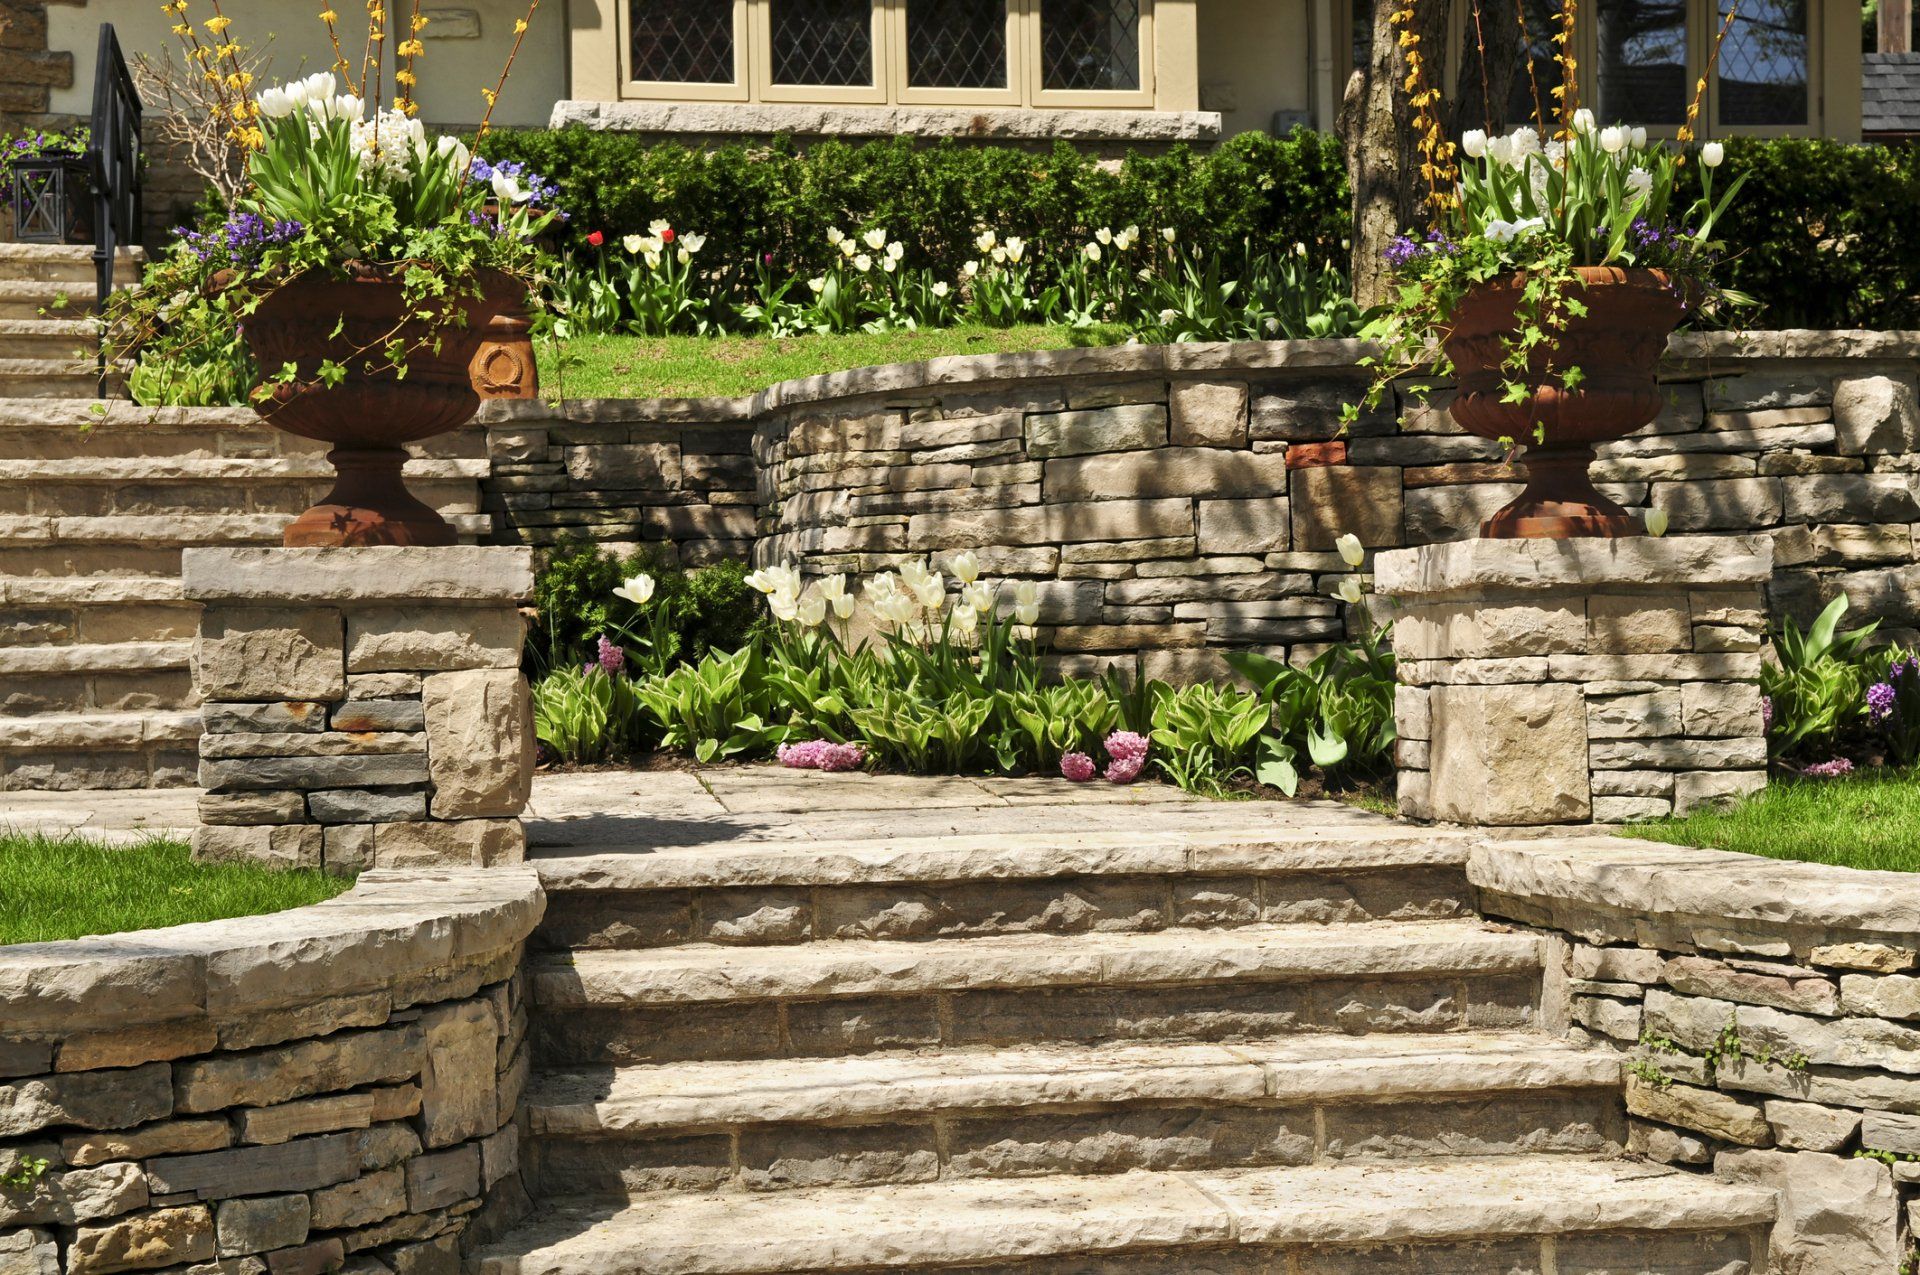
[1596,0,1688,125]
[628,0,736,83]
[770,0,875,87]
[1719,0,1808,126]
[908,0,1008,90]
[1040,0,1142,93]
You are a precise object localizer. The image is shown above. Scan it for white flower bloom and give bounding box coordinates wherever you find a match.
[1483,217,1544,245]
[1508,126,1542,158]
[301,72,338,103]
[1013,581,1039,610]
[961,260,980,279]
[931,280,950,298]
[1161,226,1177,244]
[947,551,981,585]
[831,593,855,620]
[1137,267,1153,282]
[1294,242,1308,257]
[991,246,1008,264]
[1461,128,1488,159]
[1084,242,1102,262]
[1600,125,1627,154]
[746,563,803,599]
[257,86,298,118]
[681,233,706,255]
[1114,227,1138,250]
[1631,126,1648,149]
[795,590,828,628]
[643,250,662,269]
[1014,602,1040,627]
[1264,317,1280,333]
[952,604,979,638]
[1645,507,1670,537]
[768,590,800,623]
[1337,577,1366,606]
[1626,166,1654,205]
[1545,139,1567,168]
[1335,533,1365,568]
[826,226,846,245]
[975,229,997,252]
[1486,134,1515,167]
[900,560,945,610]
[854,253,873,272]
[882,257,898,273]
[613,574,656,606]
[489,170,529,205]
[1095,227,1113,245]
[1004,237,1026,263]
[817,573,849,603]
[961,580,995,614]
[808,276,827,294]
[840,239,858,259]
[622,234,645,253]
[436,134,471,173]
[1158,307,1178,325]
[1701,141,1725,168]
[863,227,889,251]
[648,218,671,236]
[1572,108,1596,134]
[886,240,905,261]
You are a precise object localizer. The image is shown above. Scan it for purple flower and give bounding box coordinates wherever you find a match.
[1060,752,1096,783]
[1802,757,1854,778]
[1868,681,1897,723]
[1761,695,1773,731]
[595,635,626,674]
[1102,731,1150,784]
[777,739,865,772]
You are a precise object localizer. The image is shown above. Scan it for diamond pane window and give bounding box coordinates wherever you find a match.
[908,0,1008,90]
[771,0,875,87]
[1596,0,1688,125]
[1041,0,1142,93]
[628,0,736,83]
[1719,0,1808,126]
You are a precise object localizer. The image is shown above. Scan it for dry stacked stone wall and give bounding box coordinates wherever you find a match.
[474,332,1920,678]
[1474,838,1920,1270]
[0,869,544,1275]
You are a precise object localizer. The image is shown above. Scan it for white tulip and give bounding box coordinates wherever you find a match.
[490,171,528,205]
[1158,307,1178,325]
[257,86,298,119]
[961,580,995,614]
[622,234,645,254]
[807,276,827,294]
[863,227,889,251]
[1161,226,1177,244]
[1626,166,1653,205]
[886,240,905,261]
[839,239,858,259]
[1461,128,1488,159]
[1599,126,1627,154]
[947,551,981,585]
[952,605,979,638]
[882,257,898,273]
[826,226,845,245]
[817,573,849,602]
[795,590,828,628]
[1013,581,1039,610]
[681,233,705,255]
[436,134,471,172]
[1004,237,1026,263]
[975,229,997,252]
[613,574,656,606]
[1631,126,1648,148]
[302,72,338,102]
[854,253,873,272]
[1095,227,1113,244]
[962,260,980,279]
[1015,602,1040,627]
[1645,507,1670,537]
[1335,533,1365,568]
[643,251,662,269]
[1701,141,1725,168]
[1084,242,1102,262]
[648,219,671,236]
[931,280,950,298]
[1294,241,1308,257]
[1572,108,1596,134]
[991,246,1008,264]
[768,590,800,623]
[831,593,855,620]
[1337,577,1366,606]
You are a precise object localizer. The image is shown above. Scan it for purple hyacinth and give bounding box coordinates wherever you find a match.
[1869,681,1897,723]
[595,635,626,674]
[1761,695,1773,732]
[776,740,865,772]
[1102,731,1150,785]
[1059,752,1096,783]
[1802,757,1854,779]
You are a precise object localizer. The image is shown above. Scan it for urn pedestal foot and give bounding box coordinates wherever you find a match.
[1481,444,1644,539]
[283,444,456,547]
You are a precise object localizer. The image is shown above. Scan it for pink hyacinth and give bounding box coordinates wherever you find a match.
[777,740,866,772]
[1802,757,1854,779]
[596,635,626,674]
[1060,752,1097,782]
[1103,731,1150,784]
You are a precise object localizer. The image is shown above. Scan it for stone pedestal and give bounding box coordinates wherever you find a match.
[1376,537,1773,827]
[181,547,537,871]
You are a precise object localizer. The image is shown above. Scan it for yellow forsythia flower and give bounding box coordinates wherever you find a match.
[204,14,231,33]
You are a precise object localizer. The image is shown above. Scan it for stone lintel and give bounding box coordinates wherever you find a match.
[549,99,1223,142]
[182,547,535,605]
[1375,536,1773,601]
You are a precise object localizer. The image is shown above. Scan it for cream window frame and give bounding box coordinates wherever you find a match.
[754,0,891,102]
[620,0,751,102]
[892,0,1024,106]
[1029,0,1156,109]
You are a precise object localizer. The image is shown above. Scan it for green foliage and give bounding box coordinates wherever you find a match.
[478,128,1350,303]
[0,1155,49,1193]
[528,540,761,677]
[1227,627,1398,797]
[1625,765,1920,873]
[531,664,651,764]
[1762,596,1880,758]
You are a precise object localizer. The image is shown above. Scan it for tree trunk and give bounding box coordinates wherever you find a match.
[1453,0,1533,136]
[1342,0,1451,307]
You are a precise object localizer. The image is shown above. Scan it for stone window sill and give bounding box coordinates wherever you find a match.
[549,99,1222,141]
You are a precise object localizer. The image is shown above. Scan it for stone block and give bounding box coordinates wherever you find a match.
[195,609,344,702]
[1290,466,1402,551]
[423,669,534,818]
[403,1146,479,1213]
[203,703,327,735]
[215,1195,309,1257]
[1839,973,1920,1019]
[1627,1119,1711,1165]
[1571,946,1666,983]
[55,1020,216,1074]
[348,673,422,699]
[68,1205,215,1274]
[0,1228,57,1275]
[562,442,682,489]
[1591,796,1668,822]
[1832,372,1920,455]
[1781,474,1920,526]
[174,1027,420,1114]
[1765,1101,1861,1153]
[146,1136,359,1202]
[1251,382,1380,441]
[1428,682,1590,826]
[1585,689,1683,739]
[1169,381,1248,447]
[1586,594,1691,653]
[789,410,904,455]
[908,499,1193,550]
[184,548,534,606]
[199,755,430,793]
[308,1166,405,1232]
[1657,477,1783,531]
[199,732,425,760]
[1395,685,1430,741]
[1662,956,1838,1016]
[1813,943,1918,972]
[197,792,308,827]
[323,826,374,876]
[1404,483,1517,543]
[1025,404,1167,458]
[263,1237,344,1274]
[62,1120,231,1169]
[1703,372,1832,413]
[307,789,429,824]
[418,1001,497,1149]
[1393,600,1585,660]
[233,1093,377,1146]
[1681,682,1765,738]
[345,608,524,673]
[0,1064,174,1139]
[1673,769,1767,813]
[1044,449,1288,502]
[1625,1075,1771,1145]
[327,699,426,733]
[371,819,524,868]
[1714,1149,1900,1275]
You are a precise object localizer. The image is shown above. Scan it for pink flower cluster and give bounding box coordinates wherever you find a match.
[1801,757,1854,779]
[777,740,866,772]
[1059,732,1152,784]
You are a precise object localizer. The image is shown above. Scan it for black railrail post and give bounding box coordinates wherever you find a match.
[86,24,142,398]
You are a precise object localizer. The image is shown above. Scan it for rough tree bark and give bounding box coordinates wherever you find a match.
[1342,0,1451,306]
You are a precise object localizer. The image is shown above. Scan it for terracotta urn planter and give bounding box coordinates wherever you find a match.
[243,269,511,546]
[1443,266,1685,538]
[470,303,539,400]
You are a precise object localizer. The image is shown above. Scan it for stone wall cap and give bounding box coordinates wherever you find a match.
[1469,839,1920,939]
[1668,329,1920,364]
[549,98,1223,142]
[0,868,543,1036]
[182,546,536,604]
[1375,535,1773,599]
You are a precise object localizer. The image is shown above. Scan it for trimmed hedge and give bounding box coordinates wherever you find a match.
[479,127,1920,331]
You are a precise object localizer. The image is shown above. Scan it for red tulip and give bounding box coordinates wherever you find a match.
[587,230,605,247]
[661,227,676,244]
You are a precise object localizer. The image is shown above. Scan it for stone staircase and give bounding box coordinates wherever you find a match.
[0,243,491,791]
[475,799,1779,1273]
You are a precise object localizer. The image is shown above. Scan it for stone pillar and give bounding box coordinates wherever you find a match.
[181,547,537,872]
[1376,536,1773,827]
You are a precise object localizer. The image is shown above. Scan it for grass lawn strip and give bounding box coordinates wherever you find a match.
[1621,769,1920,873]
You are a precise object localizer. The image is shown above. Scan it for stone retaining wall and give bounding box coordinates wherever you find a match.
[0,868,545,1275]
[474,331,1920,681]
[1475,837,1920,1271]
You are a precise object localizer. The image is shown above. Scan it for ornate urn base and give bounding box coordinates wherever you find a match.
[1443,266,1686,539]
[244,270,510,546]
[470,306,539,400]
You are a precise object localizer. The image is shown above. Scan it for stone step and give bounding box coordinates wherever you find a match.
[1,575,197,646]
[0,280,99,320]
[0,243,143,286]
[0,318,96,360]
[533,827,1478,951]
[0,640,196,716]
[526,1032,1625,1197]
[0,512,495,575]
[471,1156,1776,1275]
[0,710,201,791]
[530,921,1546,1065]
[0,358,122,397]
[0,456,486,518]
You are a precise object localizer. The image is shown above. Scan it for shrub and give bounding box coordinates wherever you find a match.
[528,539,762,677]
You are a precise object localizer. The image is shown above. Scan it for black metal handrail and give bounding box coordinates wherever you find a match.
[85,23,141,396]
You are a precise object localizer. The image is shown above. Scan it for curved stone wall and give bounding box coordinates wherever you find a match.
[1475,838,1920,1270]
[478,329,1920,681]
[0,869,544,1274]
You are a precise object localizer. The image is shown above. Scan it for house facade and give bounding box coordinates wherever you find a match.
[33,0,1862,143]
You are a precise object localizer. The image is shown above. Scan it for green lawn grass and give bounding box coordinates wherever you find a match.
[546,324,1128,399]
[0,832,353,946]
[1622,768,1920,873]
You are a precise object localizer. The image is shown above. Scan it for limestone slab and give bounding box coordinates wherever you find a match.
[181,547,534,604]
